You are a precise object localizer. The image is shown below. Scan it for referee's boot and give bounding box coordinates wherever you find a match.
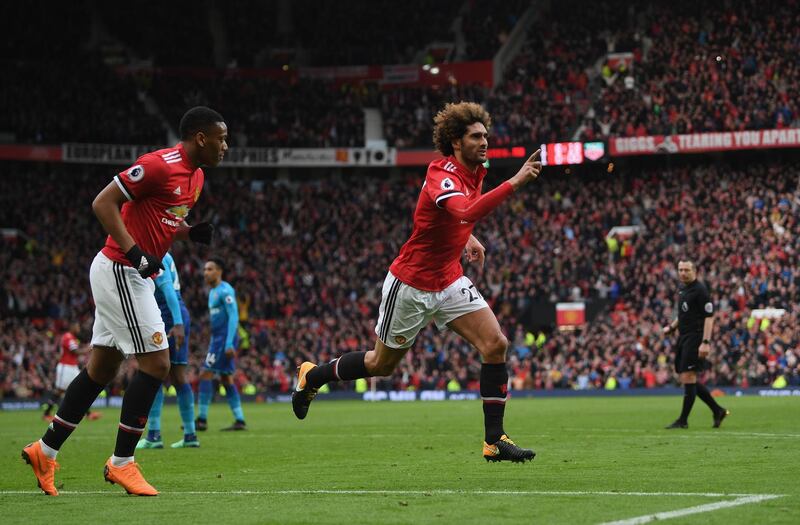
[483,435,536,463]
[665,419,688,429]
[292,362,319,420]
[713,408,730,428]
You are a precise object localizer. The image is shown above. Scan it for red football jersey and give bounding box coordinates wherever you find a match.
[101,144,205,266]
[389,156,487,291]
[59,332,79,365]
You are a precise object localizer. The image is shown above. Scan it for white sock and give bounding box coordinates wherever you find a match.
[111,455,134,467]
[38,439,58,459]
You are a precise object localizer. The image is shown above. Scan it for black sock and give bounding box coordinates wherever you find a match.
[41,370,105,450]
[481,363,508,443]
[306,351,370,389]
[696,383,722,413]
[114,371,163,458]
[679,383,697,423]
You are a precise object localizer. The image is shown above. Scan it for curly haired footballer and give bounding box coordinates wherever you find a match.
[432,102,492,156]
[293,96,543,465]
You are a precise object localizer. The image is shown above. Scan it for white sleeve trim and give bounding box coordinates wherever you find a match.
[435,191,465,208]
[114,175,133,201]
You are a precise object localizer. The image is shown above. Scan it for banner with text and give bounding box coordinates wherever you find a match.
[61,144,396,167]
[610,128,800,156]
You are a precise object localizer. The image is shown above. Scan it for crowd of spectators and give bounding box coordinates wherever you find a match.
[581,0,800,139]
[460,0,531,60]
[0,58,165,145]
[147,73,376,148]
[2,155,799,399]
[379,0,613,148]
[8,0,799,150]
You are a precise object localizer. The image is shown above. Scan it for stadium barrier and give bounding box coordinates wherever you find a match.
[3,387,798,411]
[2,127,798,168]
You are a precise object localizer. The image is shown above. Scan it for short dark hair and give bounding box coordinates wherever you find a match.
[432,101,492,156]
[179,106,225,140]
[208,257,225,273]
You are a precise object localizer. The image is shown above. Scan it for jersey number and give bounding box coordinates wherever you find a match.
[461,284,482,303]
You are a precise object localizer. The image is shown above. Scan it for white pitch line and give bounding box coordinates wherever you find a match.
[598,494,782,525]
[0,489,783,498]
[558,428,800,439]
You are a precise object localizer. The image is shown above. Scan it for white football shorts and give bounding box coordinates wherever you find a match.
[89,251,167,356]
[54,363,80,390]
[375,271,489,349]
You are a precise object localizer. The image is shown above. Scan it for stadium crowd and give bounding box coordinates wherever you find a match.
[2,157,799,399]
[581,0,800,139]
[146,73,375,148]
[5,0,799,151]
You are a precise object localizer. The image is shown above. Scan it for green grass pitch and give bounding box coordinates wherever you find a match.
[1,395,798,524]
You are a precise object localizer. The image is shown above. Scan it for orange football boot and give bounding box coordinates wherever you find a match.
[103,459,159,496]
[21,441,59,496]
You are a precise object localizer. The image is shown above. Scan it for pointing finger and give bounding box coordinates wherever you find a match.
[527,149,541,163]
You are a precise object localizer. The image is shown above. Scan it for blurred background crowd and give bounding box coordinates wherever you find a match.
[2,0,798,398]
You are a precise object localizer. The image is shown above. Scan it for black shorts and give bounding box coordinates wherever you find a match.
[675,333,706,373]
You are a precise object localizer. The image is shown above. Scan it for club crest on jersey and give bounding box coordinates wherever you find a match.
[166,204,190,220]
[127,164,144,182]
[704,302,713,313]
[681,302,689,312]
[152,332,164,345]
[395,335,407,345]
[441,177,454,191]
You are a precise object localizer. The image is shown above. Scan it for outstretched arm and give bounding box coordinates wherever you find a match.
[442,183,514,222]
[442,149,542,222]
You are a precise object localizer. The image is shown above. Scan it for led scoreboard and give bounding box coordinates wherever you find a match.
[540,141,606,166]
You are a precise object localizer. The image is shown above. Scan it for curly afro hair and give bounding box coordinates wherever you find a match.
[432,101,491,156]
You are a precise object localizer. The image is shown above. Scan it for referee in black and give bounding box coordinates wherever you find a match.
[662,259,730,429]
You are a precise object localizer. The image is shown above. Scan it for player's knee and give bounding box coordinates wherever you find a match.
[482,333,508,361]
[139,354,171,380]
[364,352,396,377]
[150,361,171,380]
[87,365,115,386]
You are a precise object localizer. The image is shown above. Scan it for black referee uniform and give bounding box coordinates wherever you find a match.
[674,279,713,373]
[667,277,728,429]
